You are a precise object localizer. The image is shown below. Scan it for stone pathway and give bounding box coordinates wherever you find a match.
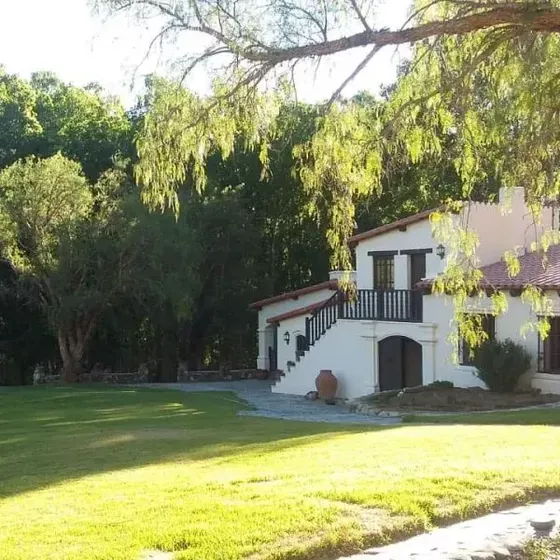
[141,380,400,425]
[343,499,560,560]
[349,399,560,419]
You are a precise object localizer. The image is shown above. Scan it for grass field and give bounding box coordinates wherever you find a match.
[2,386,560,560]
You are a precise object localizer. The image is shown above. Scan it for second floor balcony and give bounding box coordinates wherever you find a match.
[306,289,423,347]
[340,289,423,323]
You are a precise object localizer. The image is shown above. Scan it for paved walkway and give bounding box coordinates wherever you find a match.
[142,380,399,425]
[343,499,560,560]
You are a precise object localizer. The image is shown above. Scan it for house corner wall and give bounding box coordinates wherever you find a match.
[423,291,560,392]
[273,320,376,399]
[254,288,336,370]
[459,188,556,267]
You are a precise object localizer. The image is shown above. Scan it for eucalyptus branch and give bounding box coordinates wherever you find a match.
[348,0,371,32]
[327,45,382,106]
[99,1,560,71]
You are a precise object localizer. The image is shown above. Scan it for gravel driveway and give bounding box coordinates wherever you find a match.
[142,380,399,425]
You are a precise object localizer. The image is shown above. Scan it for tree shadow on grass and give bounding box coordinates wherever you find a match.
[0,385,398,500]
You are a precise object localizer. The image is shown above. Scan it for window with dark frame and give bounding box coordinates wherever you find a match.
[459,314,496,366]
[538,317,560,374]
[373,256,394,290]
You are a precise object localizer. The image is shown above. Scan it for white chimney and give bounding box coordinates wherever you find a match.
[329,270,356,283]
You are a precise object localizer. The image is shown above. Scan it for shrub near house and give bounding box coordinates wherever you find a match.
[474,339,533,393]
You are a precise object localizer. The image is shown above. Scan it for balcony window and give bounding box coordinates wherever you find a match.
[373,256,394,290]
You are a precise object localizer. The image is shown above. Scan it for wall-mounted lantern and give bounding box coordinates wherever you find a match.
[436,244,446,260]
[283,331,290,345]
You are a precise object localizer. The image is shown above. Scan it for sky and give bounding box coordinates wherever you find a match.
[0,0,412,107]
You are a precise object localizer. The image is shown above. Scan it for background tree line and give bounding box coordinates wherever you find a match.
[0,66,473,385]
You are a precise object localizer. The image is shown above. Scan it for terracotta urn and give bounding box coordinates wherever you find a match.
[315,369,337,401]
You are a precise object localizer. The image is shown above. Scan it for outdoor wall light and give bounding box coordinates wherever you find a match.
[436,244,446,260]
[283,331,290,345]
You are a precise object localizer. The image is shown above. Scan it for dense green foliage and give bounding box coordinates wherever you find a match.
[0,65,469,384]
[474,338,533,392]
[92,0,560,348]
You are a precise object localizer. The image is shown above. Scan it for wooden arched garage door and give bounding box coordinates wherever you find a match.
[378,336,423,392]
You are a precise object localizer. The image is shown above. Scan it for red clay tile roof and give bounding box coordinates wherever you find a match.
[348,207,442,248]
[479,245,560,290]
[248,280,338,310]
[266,299,329,324]
[417,245,560,291]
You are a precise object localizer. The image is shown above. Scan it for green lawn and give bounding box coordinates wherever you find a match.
[2,388,560,560]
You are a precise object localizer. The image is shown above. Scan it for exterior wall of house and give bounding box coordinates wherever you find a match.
[272,319,375,399]
[273,318,439,399]
[424,291,560,393]
[276,313,309,374]
[453,187,556,267]
[273,289,560,398]
[422,294,486,389]
[354,187,557,292]
[256,288,335,369]
[354,219,443,290]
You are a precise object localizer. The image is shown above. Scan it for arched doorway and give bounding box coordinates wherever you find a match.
[378,336,423,391]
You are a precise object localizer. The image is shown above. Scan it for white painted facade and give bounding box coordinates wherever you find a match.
[254,285,336,370]
[354,218,444,290]
[253,187,560,398]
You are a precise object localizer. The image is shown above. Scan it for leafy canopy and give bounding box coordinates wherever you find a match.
[93,0,560,349]
[0,154,92,275]
[0,68,133,181]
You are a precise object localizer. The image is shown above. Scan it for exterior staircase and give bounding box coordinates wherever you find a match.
[273,288,424,392]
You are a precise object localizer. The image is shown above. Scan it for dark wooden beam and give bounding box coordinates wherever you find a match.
[367,250,398,257]
[400,248,434,256]
[509,289,522,297]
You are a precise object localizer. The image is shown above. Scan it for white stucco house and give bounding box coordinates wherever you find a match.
[250,187,560,398]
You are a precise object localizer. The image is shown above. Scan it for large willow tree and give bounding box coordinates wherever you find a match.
[94,0,560,342]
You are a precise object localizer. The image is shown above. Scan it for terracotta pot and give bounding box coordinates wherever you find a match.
[315,369,337,400]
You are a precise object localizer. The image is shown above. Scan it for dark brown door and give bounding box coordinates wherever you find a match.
[378,337,403,391]
[410,253,426,287]
[378,336,423,391]
[403,338,423,387]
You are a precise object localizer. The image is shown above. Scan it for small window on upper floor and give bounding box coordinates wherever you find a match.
[373,256,394,290]
[459,314,496,366]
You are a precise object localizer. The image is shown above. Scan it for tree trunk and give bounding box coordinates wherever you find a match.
[58,331,83,382]
[57,315,97,382]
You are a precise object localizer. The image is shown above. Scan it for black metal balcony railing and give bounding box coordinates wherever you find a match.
[305,289,423,348]
[340,289,423,323]
[306,292,339,347]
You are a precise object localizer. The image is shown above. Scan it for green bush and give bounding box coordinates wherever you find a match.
[427,380,454,389]
[473,338,532,392]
